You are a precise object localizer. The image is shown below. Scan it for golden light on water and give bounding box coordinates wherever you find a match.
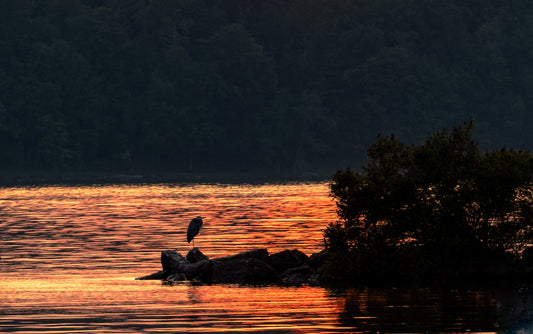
[1,276,347,333]
[0,183,507,332]
[0,183,336,277]
[0,183,348,332]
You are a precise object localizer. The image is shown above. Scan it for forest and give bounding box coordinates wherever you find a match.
[1,0,533,178]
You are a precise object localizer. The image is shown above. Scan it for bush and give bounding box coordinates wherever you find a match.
[324,121,533,284]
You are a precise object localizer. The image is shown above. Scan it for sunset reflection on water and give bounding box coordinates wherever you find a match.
[1,277,348,333]
[0,182,348,333]
[0,183,335,277]
[0,182,507,332]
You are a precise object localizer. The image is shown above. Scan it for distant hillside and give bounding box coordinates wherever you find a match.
[1,0,532,176]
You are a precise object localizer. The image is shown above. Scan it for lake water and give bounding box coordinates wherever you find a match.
[0,182,530,332]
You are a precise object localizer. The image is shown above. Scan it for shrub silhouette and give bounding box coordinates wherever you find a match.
[324,121,533,284]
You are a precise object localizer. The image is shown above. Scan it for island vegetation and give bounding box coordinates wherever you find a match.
[323,121,533,285]
[2,0,533,182]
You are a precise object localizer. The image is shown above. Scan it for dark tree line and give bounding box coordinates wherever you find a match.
[1,0,533,176]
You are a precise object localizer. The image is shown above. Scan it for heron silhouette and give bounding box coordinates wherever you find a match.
[187,216,204,248]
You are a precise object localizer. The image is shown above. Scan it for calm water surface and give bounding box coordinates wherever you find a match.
[0,183,526,332]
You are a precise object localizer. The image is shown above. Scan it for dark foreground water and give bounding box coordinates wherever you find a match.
[0,183,531,333]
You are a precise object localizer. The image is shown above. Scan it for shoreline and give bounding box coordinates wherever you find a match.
[137,247,533,290]
[0,170,331,187]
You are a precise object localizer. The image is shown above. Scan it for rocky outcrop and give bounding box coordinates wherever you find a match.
[137,248,324,286]
[186,247,209,263]
[202,256,280,284]
[266,249,308,272]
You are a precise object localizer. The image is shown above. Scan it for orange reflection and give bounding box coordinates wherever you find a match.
[0,183,506,333]
[0,276,347,333]
[0,183,344,332]
[0,182,336,277]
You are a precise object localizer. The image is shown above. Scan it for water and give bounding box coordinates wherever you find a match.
[0,183,527,332]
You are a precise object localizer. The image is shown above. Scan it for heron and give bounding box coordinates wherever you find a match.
[187,216,204,248]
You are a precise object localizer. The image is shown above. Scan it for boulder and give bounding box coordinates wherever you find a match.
[267,249,309,272]
[307,273,321,286]
[198,249,275,284]
[160,250,209,279]
[202,257,279,284]
[214,249,269,263]
[309,250,327,268]
[179,260,210,280]
[136,270,168,280]
[166,272,187,282]
[161,250,188,273]
[283,273,308,286]
[281,265,313,286]
[281,264,312,277]
[139,248,325,286]
[187,248,209,263]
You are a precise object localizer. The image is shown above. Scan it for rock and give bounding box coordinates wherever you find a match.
[161,250,188,273]
[281,264,317,285]
[166,272,187,282]
[178,260,209,280]
[160,250,208,279]
[203,257,280,284]
[267,249,309,272]
[187,248,209,263]
[309,250,326,268]
[307,273,321,286]
[200,249,275,284]
[142,248,324,286]
[281,264,312,277]
[283,273,307,286]
[280,265,314,286]
[136,270,168,280]
[214,249,269,263]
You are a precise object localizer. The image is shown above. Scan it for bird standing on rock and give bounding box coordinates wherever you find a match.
[187,216,204,248]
